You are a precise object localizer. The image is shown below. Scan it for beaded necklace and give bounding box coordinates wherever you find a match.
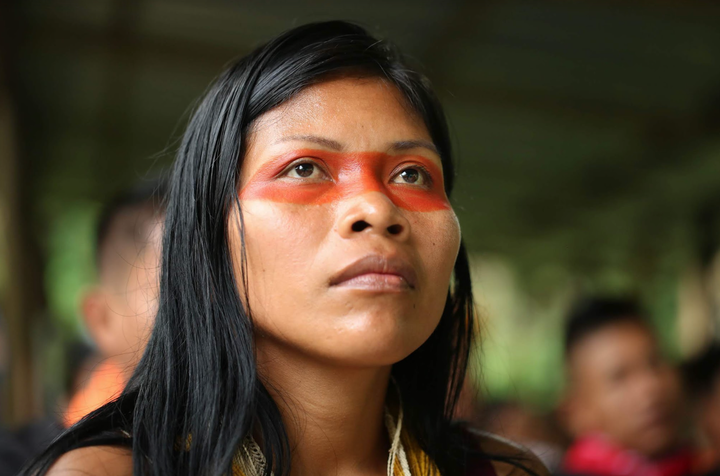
[231,404,441,476]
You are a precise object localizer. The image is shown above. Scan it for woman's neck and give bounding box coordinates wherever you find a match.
[256,338,392,476]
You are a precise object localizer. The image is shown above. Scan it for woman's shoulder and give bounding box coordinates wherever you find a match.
[47,445,132,476]
[462,427,550,476]
[44,429,548,476]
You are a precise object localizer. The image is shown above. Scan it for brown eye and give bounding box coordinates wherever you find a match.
[294,163,315,178]
[285,161,327,180]
[400,169,420,184]
[392,166,427,186]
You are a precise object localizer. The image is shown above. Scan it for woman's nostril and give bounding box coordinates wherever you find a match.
[387,224,403,235]
[350,221,404,235]
[352,220,370,232]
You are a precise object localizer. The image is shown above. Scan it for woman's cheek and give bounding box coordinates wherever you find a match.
[412,209,461,268]
[242,200,332,289]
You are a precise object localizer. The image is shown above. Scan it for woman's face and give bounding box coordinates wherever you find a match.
[233,77,461,367]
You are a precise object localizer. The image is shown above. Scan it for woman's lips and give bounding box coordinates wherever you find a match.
[329,255,418,291]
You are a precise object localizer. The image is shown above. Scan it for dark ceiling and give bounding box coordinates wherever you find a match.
[15,0,720,282]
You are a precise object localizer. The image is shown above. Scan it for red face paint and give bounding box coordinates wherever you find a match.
[239,149,451,212]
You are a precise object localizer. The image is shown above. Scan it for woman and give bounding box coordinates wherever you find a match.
[29,21,546,476]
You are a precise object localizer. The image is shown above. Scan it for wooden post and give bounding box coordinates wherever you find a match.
[0,1,43,426]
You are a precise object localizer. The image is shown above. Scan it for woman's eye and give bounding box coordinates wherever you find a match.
[285,162,325,180]
[392,167,427,186]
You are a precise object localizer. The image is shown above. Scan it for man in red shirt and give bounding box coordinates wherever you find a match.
[559,298,691,476]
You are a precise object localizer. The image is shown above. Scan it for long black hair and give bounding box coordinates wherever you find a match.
[26,21,497,476]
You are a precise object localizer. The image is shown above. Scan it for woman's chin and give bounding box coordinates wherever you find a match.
[325,342,416,367]
[253,305,441,368]
[303,324,433,367]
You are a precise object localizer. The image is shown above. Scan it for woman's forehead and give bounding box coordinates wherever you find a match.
[243,77,435,170]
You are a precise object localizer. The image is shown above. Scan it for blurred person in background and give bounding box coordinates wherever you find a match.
[476,400,568,474]
[63,179,165,427]
[558,298,691,476]
[456,381,567,473]
[682,343,720,476]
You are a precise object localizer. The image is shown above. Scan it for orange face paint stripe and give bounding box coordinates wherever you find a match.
[239,149,451,212]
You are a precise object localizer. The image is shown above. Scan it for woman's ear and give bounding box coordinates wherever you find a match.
[80,287,113,357]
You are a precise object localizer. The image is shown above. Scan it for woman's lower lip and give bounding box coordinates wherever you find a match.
[332,273,412,291]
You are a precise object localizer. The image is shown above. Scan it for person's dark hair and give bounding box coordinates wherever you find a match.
[95,177,168,268]
[564,297,647,357]
[682,343,720,400]
[24,21,536,476]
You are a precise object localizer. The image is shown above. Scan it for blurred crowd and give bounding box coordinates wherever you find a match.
[459,298,720,476]
[3,178,720,476]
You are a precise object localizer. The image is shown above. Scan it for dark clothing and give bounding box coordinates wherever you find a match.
[468,456,497,475]
[0,419,63,476]
[0,427,29,476]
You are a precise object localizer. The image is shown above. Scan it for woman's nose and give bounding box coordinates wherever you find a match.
[336,191,410,241]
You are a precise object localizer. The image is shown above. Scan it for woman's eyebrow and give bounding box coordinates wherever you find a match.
[388,140,439,155]
[274,134,344,150]
[273,135,439,156]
